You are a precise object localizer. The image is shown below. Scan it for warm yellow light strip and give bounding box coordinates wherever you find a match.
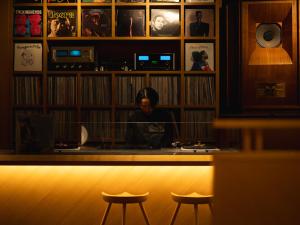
[0,165,213,192]
[0,166,213,225]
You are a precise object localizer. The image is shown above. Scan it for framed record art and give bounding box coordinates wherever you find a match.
[47,9,77,37]
[47,0,77,3]
[82,0,111,2]
[151,0,179,2]
[15,0,41,3]
[82,8,112,37]
[185,0,214,3]
[14,43,43,72]
[116,0,145,2]
[185,8,214,37]
[150,8,180,37]
[241,1,297,107]
[116,8,145,37]
[14,8,42,37]
[185,42,214,71]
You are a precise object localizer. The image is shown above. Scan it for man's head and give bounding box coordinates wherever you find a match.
[200,50,209,61]
[195,11,203,22]
[192,50,208,62]
[152,15,166,31]
[192,51,201,62]
[136,87,159,115]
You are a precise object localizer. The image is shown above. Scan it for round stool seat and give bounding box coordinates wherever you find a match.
[169,192,213,225]
[171,192,213,204]
[102,192,149,204]
[100,192,151,225]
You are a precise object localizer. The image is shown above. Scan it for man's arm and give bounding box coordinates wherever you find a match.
[125,118,135,145]
[190,22,196,36]
[161,111,175,147]
[205,23,209,36]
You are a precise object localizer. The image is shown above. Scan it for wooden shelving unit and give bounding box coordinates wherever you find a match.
[12,0,220,147]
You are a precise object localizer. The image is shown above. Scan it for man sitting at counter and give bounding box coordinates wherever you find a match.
[125,87,174,149]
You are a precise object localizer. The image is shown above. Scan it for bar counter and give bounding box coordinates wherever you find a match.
[0,150,214,225]
[0,154,212,166]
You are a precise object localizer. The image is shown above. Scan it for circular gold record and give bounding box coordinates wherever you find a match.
[256,23,281,48]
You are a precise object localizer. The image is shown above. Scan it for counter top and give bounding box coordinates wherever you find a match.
[0,153,213,166]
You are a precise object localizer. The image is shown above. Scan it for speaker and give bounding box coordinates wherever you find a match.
[256,23,281,48]
[241,1,297,108]
[15,114,54,153]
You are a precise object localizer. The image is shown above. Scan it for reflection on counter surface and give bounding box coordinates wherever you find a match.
[15,117,221,154]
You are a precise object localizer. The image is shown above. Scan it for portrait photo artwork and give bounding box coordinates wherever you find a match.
[116,9,145,37]
[185,42,214,71]
[82,8,111,37]
[185,8,214,37]
[150,8,180,37]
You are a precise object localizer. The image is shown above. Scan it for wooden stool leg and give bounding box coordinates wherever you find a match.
[122,203,127,225]
[100,203,112,225]
[194,204,199,225]
[139,202,151,225]
[169,203,181,225]
[208,202,213,214]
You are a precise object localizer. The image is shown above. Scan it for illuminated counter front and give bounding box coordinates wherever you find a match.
[0,154,213,225]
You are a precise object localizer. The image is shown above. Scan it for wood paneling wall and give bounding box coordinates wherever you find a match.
[0,0,12,150]
[213,152,300,225]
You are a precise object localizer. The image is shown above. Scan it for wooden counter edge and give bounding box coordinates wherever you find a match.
[213,118,300,129]
[0,154,213,166]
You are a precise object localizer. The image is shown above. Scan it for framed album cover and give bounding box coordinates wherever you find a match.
[15,0,41,3]
[150,8,180,37]
[14,43,43,72]
[185,0,214,3]
[185,8,214,37]
[47,9,77,37]
[82,0,111,2]
[82,8,111,37]
[14,8,42,37]
[185,42,214,71]
[116,9,145,37]
[150,0,179,2]
[116,0,145,2]
[47,0,77,3]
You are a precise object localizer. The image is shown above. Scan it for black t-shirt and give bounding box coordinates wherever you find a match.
[125,109,173,148]
[190,21,209,37]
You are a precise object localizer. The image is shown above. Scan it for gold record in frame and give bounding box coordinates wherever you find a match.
[256,23,281,48]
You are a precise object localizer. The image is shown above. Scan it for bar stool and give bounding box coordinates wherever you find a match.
[169,192,213,225]
[100,192,151,225]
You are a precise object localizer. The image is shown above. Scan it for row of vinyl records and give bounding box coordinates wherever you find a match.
[116,76,180,105]
[15,109,215,142]
[14,75,215,105]
[14,7,215,38]
[48,76,76,104]
[14,76,41,105]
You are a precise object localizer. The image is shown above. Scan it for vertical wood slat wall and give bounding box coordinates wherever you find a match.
[11,0,220,147]
[0,0,13,150]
